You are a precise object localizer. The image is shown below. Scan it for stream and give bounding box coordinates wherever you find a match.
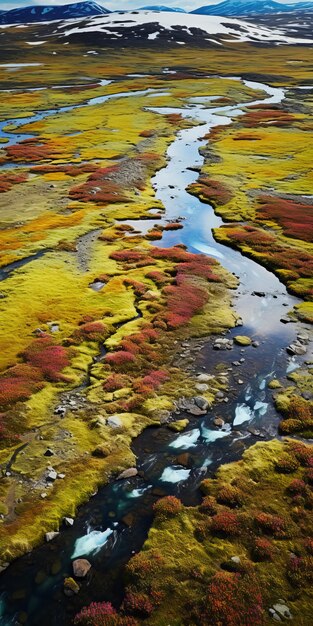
[0,75,310,626]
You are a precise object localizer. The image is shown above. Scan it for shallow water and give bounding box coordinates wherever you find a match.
[0,74,310,626]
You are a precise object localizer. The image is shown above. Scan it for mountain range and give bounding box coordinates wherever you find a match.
[192,1,313,16]
[0,0,313,26]
[0,1,110,24]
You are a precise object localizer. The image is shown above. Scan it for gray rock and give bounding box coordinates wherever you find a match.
[64,517,74,527]
[40,492,47,499]
[57,473,66,479]
[231,556,241,564]
[117,467,138,480]
[197,373,213,383]
[0,562,9,574]
[287,342,307,356]
[213,338,233,350]
[252,341,260,348]
[273,604,292,620]
[45,531,59,542]
[216,391,224,400]
[195,383,208,392]
[194,396,209,411]
[54,405,67,416]
[47,471,57,482]
[107,416,122,428]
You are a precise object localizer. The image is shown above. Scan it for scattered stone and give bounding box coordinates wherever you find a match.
[57,473,66,479]
[64,577,80,597]
[237,379,244,385]
[197,373,213,383]
[117,467,138,480]
[213,337,233,350]
[280,316,295,324]
[297,333,309,343]
[40,492,48,499]
[272,603,292,620]
[252,291,265,297]
[195,383,208,392]
[0,563,9,574]
[194,396,209,411]
[235,318,243,326]
[107,416,122,428]
[47,470,57,482]
[239,358,245,363]
[252,340,260,348]
[72,558,91,578]
[45,531,59,542]
[44,448,54,457]
[234,335,252,346]
[168,419,189,432]
[231,556,241,564]
[213,417,224,428]
[64,517,74,527]
[157,410,172,424]
[248,427,265,438]
[287,342,307,356]
[215,391,224,400]
[232,361,241,366]
[54,405,66,417]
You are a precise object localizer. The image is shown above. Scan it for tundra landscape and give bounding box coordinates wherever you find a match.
[0,2,312,625]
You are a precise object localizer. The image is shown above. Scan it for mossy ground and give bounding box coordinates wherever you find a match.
[0,40,312,597]
[118,439,313,625]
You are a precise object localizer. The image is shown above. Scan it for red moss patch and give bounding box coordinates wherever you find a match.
[21,336,70,382]
[189,177,233,206]
[256,194,313,243]
[0,171,28,193]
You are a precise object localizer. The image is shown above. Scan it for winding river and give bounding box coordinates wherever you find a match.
[0,75,310,626]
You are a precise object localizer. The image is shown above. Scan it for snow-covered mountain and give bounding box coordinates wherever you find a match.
[192,0,313,16]
[54,10,313,46]
[139,5,186,11]
[0,1,110,25]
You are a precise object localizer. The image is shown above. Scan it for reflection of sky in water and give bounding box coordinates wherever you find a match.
[201,425,231,442]
[170,428,200,449]
[160,466,191,483]
[72,528,113,558]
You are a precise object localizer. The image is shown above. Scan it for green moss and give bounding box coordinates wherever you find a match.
[234,335,252,346]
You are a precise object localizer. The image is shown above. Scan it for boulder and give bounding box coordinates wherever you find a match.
[45,531,59,542]
[194,396,209,411]
[213,338,233,350]
[287,342,307,356]
[47,470,57,482]
[107,416,122,428]
[117,467,138,480]
[213,417,224,428]
[64,577,80,597]
[195,383,208,392]
[234,335,251,346]
[72,558,92,578]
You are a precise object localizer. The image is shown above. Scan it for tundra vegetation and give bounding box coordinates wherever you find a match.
[0,32,312,624]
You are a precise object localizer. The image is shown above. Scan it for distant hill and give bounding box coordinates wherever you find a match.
[0,1,110,25]
[192,1,313,15]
